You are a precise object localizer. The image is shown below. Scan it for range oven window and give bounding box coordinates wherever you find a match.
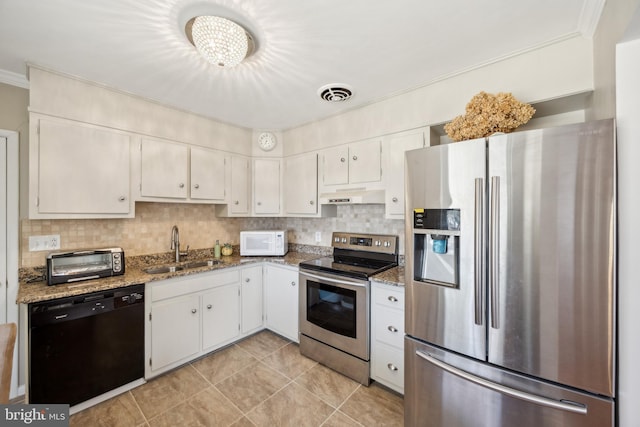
[306,280,357,338]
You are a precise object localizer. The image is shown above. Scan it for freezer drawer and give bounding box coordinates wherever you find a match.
[405,337,614,427]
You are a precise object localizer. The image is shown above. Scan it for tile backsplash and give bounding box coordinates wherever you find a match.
[20,203,405,267]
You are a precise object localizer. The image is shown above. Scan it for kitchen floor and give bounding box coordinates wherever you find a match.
[69,330,404,426]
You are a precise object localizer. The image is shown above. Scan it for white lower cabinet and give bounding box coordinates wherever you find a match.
[370,281,405,394]
[146,268,241,378]
[241,265,264,334]
[264,264,299,342]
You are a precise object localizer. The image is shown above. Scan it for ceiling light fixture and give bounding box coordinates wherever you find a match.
[185,16,255,68]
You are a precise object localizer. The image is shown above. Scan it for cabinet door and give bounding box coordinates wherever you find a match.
[191,147,225,201]
[253,158,281,214]
[322,146,349,185]
[151,294,200,370]
[230,156,250,214]
[384,130,425,217]
[241,265,264,333]
[37,118,130,214]
[264,265,299,342]
[349,138,381,184]
[202,284,240,350]
[284,153,318,215]
[141,138,188,199]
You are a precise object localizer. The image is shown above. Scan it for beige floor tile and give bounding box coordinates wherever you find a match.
[246,382,334,427]
[131,365,209,419]
[322,410,363,427]
[147,387,243,427]
[192,345,258,384]
[70,391,145,427]
[230,416,257,427]
[216,361,290,412]
[295,363,360,408]
[235,330,290,358]
[339,383,404,427]
[262,342,317,379]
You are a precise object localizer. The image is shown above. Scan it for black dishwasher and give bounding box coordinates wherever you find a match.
[29,284,145,406]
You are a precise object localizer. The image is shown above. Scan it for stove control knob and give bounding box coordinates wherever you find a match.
[334,237,340,243]
[375,240,381,246]
[383,241,390,247]
[341,237,347,243]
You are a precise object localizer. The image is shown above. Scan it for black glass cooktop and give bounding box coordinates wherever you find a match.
[299,255,396,280]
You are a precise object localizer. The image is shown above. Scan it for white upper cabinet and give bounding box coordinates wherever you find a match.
[30,115,132,218]
[284,152,318,215]
[253,158,281,215]
[139,138,228,203]
[230,155,250,215]
[190,146,226,201]
[383,127,428,219]
[322,138,382,187]
[140,138,189,199]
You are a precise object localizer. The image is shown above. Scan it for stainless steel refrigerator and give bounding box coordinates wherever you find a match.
[404,119,616,427]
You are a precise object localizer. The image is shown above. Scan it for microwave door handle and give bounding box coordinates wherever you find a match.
[474,178,484,326]
[299,271,367,288]
[416,350,587,415]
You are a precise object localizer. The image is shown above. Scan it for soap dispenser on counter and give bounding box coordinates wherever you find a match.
[214,240,221,259]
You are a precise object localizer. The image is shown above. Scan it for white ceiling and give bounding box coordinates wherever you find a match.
[0,0,604,130]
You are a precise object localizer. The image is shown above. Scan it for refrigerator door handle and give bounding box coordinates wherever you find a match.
[474,178,484,325]
[489,176,500,329]
[416,350,588,415]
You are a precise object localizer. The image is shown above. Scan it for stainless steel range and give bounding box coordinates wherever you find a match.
[298,232,399,385]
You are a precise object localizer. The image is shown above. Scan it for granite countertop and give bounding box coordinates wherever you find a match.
[370,266,405,287]
[17,250,323,304]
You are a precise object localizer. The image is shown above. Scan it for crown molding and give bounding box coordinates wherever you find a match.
[0,69,29,89]
[578,0,606,38]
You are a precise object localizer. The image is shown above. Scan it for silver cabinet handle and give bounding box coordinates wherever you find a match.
[245,278,250,282]
[474,177,484,326]
[387,325,398,333]
[194,184,199,189]
[310,200,314,205]
[340,157,346,162]
[179,183,185,188]
[416,350,587,414]
[352,155,358,161]
[392,197,398,203]
[291,281,296,286]
[118,196,126,202]
[489,176,500,329]
[234,200,239,205]
[388,295,398,302]
[191,308,197,314]
[257,201,262,206]
[387,363,398,372]
[207,304,212,310]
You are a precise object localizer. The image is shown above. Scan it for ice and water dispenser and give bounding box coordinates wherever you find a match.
[412,209,460,287]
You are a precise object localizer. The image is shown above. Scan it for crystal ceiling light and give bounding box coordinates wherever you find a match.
[185,16,255,68]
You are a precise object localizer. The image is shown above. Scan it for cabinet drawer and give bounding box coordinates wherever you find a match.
[373,285,404,310]
[374,305,405,348]
[151,269,240,301]
[372,342,404,392]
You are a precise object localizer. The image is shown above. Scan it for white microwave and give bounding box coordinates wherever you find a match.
[240,230,288,256]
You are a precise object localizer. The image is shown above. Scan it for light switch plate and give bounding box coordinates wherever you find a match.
[29,235,61,251]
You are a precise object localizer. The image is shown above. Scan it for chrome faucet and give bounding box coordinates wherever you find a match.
[170,225,189,262]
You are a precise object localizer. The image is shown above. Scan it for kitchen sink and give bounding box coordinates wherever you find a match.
[143,259,221,274]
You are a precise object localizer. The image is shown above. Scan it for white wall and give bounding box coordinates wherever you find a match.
[615,35,640,427]
[28,67,253,155]
[283,36,593,155]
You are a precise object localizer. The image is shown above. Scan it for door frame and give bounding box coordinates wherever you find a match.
[0,129,19,398]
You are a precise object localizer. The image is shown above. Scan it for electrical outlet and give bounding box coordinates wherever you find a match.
[29,234,61,252]
[315,231,322,243]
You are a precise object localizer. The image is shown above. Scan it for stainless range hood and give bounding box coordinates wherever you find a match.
[319,189,385,205]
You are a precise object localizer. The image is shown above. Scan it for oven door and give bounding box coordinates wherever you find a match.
[299,270,369,361]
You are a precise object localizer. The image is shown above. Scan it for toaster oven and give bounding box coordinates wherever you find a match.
[46,247,125,285]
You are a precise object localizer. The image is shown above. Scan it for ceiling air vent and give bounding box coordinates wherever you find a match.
[318,84,354,102]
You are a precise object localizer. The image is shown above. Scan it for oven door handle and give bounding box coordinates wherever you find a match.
[299,271,368,287]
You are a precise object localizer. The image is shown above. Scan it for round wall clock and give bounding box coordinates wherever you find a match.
[258,132,277,151]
